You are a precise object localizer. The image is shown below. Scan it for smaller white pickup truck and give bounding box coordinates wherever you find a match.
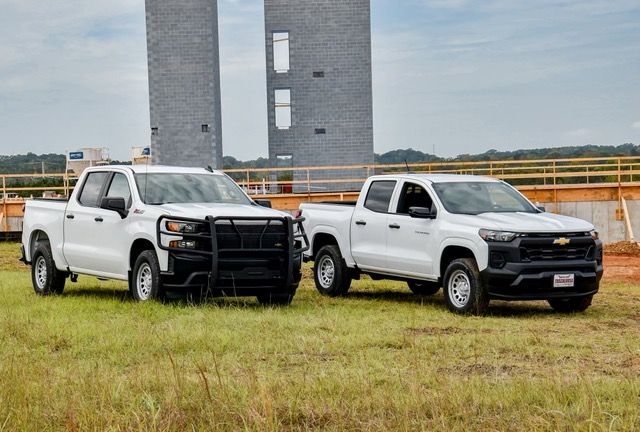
[298,173,603,315]
[21,165,308,305]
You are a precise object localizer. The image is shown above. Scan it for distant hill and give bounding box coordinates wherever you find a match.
[1,144,638,173]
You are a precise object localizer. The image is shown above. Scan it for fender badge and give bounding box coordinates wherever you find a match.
[553,238,570,246]
[134,208,145,214]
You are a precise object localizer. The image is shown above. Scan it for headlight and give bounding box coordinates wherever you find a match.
[479,229,519,242]
[166,221,204,233]
[589,230,599,240]
[169,240,198,249]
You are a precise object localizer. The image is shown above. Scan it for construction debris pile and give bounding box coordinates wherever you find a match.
[603,241,640,256]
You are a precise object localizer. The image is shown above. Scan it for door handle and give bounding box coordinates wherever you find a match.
[389,223,400,229]
[355,220,366,226]
[66,214,74,219]
[95,217,104,222]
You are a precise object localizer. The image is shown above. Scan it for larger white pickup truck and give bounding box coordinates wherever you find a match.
[21,165,308,305]
[298,173,603,315]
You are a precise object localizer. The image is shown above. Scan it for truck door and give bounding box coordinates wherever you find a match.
[63,171,132,278]
[385,181,436,277]
[350,180,396,271]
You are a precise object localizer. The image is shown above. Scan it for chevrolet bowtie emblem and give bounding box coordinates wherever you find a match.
[553,238,571,246]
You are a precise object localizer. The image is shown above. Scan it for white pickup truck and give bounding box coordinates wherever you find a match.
[21,165,308,305]
[298,173,603,315]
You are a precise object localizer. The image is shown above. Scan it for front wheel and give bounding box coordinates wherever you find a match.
[407,280,440,295]
[443,258,489,315]
[31,243,67,295]
[548,295,593,313]
[131,250,165,302]
[313,245,351,296]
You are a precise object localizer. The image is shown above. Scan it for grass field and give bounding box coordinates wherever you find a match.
[0,242,638,431]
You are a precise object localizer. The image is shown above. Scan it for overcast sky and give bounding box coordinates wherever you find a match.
[0,0,639,162]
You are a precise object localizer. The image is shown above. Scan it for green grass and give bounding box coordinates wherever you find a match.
[0,242,638,431]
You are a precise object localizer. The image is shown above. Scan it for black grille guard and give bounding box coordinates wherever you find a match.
[156,214,309,288]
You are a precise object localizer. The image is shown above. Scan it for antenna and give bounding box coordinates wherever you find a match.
[405,160,415,174]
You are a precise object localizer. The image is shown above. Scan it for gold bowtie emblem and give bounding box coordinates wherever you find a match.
[553,238,570,246]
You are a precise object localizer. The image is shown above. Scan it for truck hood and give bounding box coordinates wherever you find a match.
[154,203,290,219]
[463,211,594,233]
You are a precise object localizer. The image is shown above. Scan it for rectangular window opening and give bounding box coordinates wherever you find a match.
[314,128,326,134]
[274,89,291,129]
[273,31,290,73]
[312,71,324,78]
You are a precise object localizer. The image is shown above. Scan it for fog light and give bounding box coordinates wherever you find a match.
[490,252,506,268]
[169,240,197,249]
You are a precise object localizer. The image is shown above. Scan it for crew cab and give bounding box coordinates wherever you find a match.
[21,165,308,305]
[299,174,603,315]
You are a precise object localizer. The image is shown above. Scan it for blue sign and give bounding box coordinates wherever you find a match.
[141,147,151,156]
[69,151,84,160]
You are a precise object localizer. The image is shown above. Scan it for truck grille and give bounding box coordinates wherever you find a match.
[215,220,286,250]
[519,233,594,262]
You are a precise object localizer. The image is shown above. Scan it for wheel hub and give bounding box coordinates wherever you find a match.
[318,256,335,289]
[449,270,471,307]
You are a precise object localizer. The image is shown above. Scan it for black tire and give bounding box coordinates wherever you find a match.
[407,280,440,295]
[548,295,593,313]
[313,245,351,296]
[31,243,67,295]
[131,250,165,302]
[443,258,489,315]
[256,291,295,306]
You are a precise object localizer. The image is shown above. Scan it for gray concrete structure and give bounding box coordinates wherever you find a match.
[145,0,223,168]
[264,0,374,191]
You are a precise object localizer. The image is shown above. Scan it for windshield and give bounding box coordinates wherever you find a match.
[432,181,537,215]
[134,173,252,205]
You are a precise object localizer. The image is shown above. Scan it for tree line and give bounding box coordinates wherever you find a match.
[1,143,637,175]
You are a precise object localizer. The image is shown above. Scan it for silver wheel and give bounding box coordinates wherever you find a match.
[317,255,335,289]
[135,262,152,301]
[313,245,350,296]
[31,243,66,295]
[34,255,47,290]
[447,269,471,308]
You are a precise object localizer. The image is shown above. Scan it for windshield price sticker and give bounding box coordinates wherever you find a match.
[553,273,575,288]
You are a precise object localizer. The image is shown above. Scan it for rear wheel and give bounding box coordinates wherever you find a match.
[131,250,165,302]
[548,295,593,313]
[443,258,489,315]
[31,243,67,295]
[314,245,351,296]
[407,280,440,295]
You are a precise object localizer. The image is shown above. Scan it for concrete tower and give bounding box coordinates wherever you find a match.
[145,0,223,168]
[264,0,374,191]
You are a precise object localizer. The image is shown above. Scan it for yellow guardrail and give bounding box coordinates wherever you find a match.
[2,156,640,199]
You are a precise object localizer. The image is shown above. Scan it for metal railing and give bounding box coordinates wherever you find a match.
[2,156,640,200]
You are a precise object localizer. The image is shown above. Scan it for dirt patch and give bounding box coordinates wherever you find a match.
[602,241,640,282]
[603,241,640,256]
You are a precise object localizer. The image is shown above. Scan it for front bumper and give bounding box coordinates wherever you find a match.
[480,237,603,301]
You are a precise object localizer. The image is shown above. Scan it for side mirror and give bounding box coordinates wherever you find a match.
[100,197,128,219]
[536,205,546,212]
[408,205,437,219]
[255,199,272,208]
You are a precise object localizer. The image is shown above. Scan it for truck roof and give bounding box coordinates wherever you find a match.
[371,173,500,184]
[83,165,224,175]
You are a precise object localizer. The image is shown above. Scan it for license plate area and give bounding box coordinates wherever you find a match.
[553,273,575,288]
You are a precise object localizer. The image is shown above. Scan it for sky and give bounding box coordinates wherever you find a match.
[0,0,639,162]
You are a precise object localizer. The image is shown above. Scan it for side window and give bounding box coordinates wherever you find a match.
[77,172,108,207]
[364,181,396,213]
[105,173,132,209]
[396,182,433,214]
